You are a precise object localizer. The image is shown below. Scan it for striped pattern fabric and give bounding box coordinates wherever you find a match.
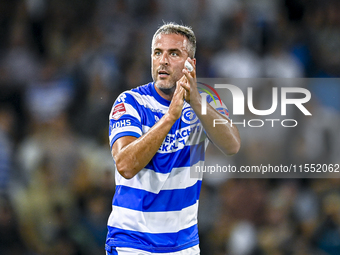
[106,82,228,253]
[106,244,200,254]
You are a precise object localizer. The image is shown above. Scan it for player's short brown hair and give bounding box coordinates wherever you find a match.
[152,22,196,58]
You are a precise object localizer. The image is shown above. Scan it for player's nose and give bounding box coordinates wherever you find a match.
[159,52,169,66]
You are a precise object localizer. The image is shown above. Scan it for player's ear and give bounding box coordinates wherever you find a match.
[192,58,196,66]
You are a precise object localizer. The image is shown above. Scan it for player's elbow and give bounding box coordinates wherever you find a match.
[116,166,135,179]
[119,171,135,180]
[226,142,241,155]
[115,159,137,179]
[224,138,241,156]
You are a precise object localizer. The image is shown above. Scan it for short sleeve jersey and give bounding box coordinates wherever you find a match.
[106,82,229,253]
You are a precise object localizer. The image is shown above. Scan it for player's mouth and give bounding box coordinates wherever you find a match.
[158,70,170,79]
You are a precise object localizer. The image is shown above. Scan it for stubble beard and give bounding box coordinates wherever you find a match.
[155,81,176,95]
[153,68,182,96]
[153,69,177,95]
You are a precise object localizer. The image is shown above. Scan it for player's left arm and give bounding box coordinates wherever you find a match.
[179,58,241,155]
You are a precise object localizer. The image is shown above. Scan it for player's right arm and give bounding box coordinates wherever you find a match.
[112,83,185,179]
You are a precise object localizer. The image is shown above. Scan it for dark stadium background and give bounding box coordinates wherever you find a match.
[0,0,340,254]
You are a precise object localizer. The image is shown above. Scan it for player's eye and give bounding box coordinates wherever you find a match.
[170,52,178,56]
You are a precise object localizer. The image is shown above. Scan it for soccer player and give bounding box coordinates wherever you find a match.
[106,22,241,255]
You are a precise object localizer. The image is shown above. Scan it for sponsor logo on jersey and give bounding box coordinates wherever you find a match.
[112,103,126,120]
[158,125,201,153]
[181,108,198,124]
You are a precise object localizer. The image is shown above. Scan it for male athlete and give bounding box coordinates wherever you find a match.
[106,23,241,255]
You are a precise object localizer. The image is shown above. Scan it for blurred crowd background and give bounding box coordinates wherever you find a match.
[0,0,340,254]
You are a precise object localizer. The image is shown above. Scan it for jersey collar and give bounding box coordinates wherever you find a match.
[151,82,171,107]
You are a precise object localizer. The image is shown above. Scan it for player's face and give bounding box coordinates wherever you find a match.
[151,33,190,91]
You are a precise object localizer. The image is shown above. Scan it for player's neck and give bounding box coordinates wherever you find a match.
[154,84,175,101]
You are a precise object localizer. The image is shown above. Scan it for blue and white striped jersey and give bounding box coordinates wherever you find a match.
[106,82,229,253]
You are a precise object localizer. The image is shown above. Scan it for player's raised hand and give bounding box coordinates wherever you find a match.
[167,76,186,121]
[180,58,199,104]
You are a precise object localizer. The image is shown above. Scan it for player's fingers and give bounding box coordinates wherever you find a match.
[178,79,189,91]
[182,70,196,91]
[183,58,196,79]
[178,74,188,85]
[173,83,185,101]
